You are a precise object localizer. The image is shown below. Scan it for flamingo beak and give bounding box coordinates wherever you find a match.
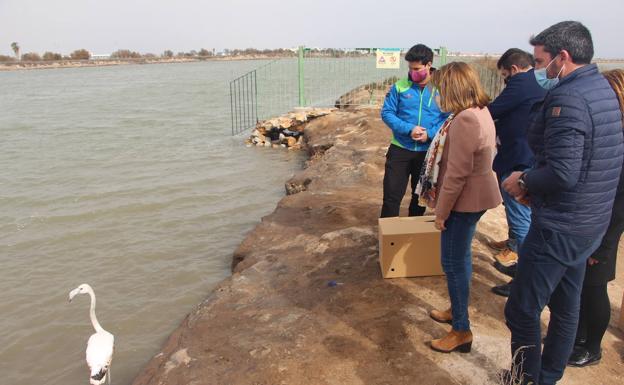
[68,289,79,303]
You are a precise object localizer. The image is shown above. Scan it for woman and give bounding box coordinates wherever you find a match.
[569,68,624,367]
[416,62,502,353]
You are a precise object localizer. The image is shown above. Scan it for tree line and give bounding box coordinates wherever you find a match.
[1,43,374,63]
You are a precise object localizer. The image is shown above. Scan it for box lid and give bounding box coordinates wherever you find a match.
[378,216,439,236]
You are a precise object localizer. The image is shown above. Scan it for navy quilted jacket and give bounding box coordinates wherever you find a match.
[524,64,623,238]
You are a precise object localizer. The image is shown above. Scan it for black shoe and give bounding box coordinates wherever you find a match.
[493,260,517,278]
[568,347,601,367]
[492,281,512,297]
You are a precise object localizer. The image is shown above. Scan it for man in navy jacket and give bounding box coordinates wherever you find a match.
[503,21,623,385]
[488,49,546,297]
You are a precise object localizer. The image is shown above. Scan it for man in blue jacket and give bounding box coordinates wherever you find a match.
[380,44,447,218]
[488,49,546,297]
[502,21,623,385]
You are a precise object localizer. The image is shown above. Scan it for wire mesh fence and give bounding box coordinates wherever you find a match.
[229,47,504,135]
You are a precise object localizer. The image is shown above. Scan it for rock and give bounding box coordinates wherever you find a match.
[294,112,308,122]
[263,141,271,147]
[278,117,293,129]
[282,129,301,138]
[286,137,297,147]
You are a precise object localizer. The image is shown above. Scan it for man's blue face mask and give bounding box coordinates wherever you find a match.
[534,55,564,90]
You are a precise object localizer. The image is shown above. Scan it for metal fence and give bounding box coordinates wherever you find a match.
[229,47,504,135]
[229,70,258,135]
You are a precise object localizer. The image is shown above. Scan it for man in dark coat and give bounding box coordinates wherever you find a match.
[488,48,546,297]
[502,21,624,385]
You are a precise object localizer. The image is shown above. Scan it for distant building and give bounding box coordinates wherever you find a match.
[91,54,111,60]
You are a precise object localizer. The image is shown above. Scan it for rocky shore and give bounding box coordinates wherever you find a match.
[132,108,623,385]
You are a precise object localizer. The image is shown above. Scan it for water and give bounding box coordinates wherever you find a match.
[0,62,305,385]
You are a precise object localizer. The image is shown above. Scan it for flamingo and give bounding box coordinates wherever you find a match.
[69,284,115,385]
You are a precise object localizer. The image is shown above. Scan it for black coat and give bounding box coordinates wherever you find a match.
[584,165,624,285]
[489,69,546,175]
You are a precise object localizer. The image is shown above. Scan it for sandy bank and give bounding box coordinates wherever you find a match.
[132,108,623,385]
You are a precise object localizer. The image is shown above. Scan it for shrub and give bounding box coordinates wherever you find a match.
[0,55,15,62]
[70,49,91,60]
[42,52,63,61]
[162,50,174,58]
[21,52,42,61]
[110,49,141,59]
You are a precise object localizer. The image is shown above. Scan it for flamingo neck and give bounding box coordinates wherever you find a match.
[87,289,105,333]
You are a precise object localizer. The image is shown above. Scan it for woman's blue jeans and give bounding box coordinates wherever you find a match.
[441,210,485,331]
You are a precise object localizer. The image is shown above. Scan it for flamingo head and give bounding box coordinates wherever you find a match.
[68,283,91,302]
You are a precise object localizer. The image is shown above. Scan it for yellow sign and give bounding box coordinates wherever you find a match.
[376,49,401,69]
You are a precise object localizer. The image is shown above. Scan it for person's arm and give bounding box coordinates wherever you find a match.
[424,112,450,143]
[381,86,416,136]
[488,78,524,120]
[435,111,479,221]
[523,94,588,195]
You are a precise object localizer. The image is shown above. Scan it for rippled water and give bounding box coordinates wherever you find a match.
[0,62,304,385]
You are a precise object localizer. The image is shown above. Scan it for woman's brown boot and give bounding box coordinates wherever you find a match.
[430,308,452,324]
[430,329,473,353]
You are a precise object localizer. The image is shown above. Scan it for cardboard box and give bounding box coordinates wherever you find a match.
[378,215,443,278]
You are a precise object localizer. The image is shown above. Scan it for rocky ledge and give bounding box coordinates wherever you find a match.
[133,108,623,385]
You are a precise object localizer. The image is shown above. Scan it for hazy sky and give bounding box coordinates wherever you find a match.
[1,0,622,58]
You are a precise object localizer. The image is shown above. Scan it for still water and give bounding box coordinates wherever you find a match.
[0,61,304,385]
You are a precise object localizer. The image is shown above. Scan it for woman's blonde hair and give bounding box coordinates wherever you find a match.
[602,69,624,116]
[431,62,490,114]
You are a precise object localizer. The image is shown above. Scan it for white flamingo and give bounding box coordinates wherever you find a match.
[69,284,115,385]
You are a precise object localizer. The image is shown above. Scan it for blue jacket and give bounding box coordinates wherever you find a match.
[524,64,623,244]
[381,78,448,151]
[489,69,546,175]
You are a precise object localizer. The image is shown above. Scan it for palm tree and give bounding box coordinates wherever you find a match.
[11,42,20,60]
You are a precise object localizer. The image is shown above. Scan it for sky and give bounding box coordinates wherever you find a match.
[1,0,623,58]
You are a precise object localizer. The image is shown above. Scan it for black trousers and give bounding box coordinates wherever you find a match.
[575,284,610,355]
[380,144,427,218]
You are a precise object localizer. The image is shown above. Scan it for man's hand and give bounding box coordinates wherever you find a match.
[516,192,531,206]
[411,126,428,143]
[435,217,446,231]
[502,171,525,198]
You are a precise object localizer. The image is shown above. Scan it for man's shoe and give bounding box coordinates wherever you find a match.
[493,260,517,278]
[430,329,472,353]
[494,249,519,267]
[568,347,602,367]
[430,308,452,324]
[488,239,510,251]
[491,281,512,297]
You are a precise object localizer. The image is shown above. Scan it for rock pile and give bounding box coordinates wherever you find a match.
[246,108,334,149]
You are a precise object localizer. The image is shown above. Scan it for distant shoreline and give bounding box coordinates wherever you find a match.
[0,55,295,72]
[2,55,622,72]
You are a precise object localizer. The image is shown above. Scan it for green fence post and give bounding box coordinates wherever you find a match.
[439,46,448,66]
[298,46,305,107]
